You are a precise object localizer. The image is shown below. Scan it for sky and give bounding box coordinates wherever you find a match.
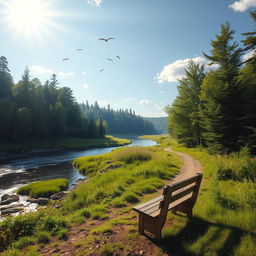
[0,0,255,117]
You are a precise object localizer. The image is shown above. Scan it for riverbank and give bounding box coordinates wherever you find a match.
[0,135,131,156]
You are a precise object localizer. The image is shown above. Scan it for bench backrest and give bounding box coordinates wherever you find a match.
[159,173,203,219]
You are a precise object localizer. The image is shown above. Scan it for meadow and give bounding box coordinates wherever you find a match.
[1,135,255,255]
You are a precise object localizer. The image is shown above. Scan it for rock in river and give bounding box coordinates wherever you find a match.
[50,191,68,200]
[0,194,19,205]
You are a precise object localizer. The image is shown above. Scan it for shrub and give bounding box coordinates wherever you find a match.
[216,168,235,180]
[237,159,256,181]
[57,229,68,241]
[36,231,51,244]
[17,179,68,198]
[39,215,68,234]
[123,192,139,204]
[12,236,35,250]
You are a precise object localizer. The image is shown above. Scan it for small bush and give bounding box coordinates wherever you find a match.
[89,206,108,220]
[216,168,235,180]
[123,192,139,204]
[39,215,68,234]
[12,236,35,250]
[57,229,68,241]
[237,159,256,181]
[17,179,68,198]
[36,231,51,244]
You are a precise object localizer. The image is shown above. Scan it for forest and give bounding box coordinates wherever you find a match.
[0,59,108,141]
[80,101,156,135]
[167,11,256,154]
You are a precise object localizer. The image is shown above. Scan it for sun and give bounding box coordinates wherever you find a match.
[3,0,53,38]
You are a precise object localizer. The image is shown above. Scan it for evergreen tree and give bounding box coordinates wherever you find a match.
[242,10,256,67]
[167,60,205,147]
[200,22,244,153]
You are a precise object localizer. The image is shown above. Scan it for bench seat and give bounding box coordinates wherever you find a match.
[133,173,203,240]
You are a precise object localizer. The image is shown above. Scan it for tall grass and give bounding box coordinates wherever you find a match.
[17,179,68,198]
[63,146,180,212]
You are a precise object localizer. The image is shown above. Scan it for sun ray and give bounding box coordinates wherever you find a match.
[1,0,58,40]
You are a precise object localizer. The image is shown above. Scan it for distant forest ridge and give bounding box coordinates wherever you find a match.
[143,117,167,134]
[80,101,158,135]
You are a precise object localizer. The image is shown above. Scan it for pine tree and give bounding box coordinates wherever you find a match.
[242,11,256,67]
[200,22,244,153]
[167,60,205,147]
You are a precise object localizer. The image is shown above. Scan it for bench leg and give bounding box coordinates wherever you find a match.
[138,213,144,235]
[154,228,162,241]
[186,208,193,218]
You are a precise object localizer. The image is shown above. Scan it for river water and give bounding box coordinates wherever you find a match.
[0,137,156,197]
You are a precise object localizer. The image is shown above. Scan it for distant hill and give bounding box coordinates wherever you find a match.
[143,117,168,134]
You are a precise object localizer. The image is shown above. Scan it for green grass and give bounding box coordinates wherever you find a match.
[17,179,68,198]
[64,146,180,212]
[143,135,256,256]
[0,135,131,154]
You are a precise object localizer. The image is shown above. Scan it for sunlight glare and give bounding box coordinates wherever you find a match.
[4,0,52,37]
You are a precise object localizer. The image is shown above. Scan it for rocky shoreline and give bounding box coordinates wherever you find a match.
[0,178,86,220]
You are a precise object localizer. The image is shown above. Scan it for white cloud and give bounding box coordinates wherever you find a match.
[31,65,74,78]
[87,0,102,6]
[81,71,87,75]
[229,0,256,12]
[83,84,89,89]
[98,100,108,106]
[243,50,256,62]
[139,99,151,105]
[156,57,206,84]
[31,66,54,75]
[57,71,74,77]
[155,56,219,84]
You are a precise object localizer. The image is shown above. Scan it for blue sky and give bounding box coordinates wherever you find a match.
[0,0,255,117]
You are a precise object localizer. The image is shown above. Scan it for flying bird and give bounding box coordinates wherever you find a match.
[116,56,120,60]
[100,69,105,73]
[107,58,113,62]
[98,37,115,42]
[77,48,83,51]
[62,58,70,61]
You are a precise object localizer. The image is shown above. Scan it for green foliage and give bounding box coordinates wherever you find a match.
[12,237,35,250]
[122,192,139,203]
[63,146,180,212]
[17,179,68,198]
[80,101,156,135]
[57,229,69,241]
[167,60,205,147]
[0,59,109,143]
[36,231,51,244]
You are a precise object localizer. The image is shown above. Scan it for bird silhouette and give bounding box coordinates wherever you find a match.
[77,48,83,51]
[98,37,115,42]
[116,56,120,60]
[62,58,70,61]
[100,69,105,73]
[107,58,113,62]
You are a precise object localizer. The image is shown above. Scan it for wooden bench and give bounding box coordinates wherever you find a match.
[133,173,203,240]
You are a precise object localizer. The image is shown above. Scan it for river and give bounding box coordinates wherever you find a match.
[0,137,156,197]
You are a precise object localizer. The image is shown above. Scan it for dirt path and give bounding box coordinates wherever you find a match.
[40,148,203,256]
[164,148,203,182]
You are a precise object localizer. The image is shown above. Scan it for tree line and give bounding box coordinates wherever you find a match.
[0,59,106,141]
[80,101,156,135]
[167,11,256,154]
